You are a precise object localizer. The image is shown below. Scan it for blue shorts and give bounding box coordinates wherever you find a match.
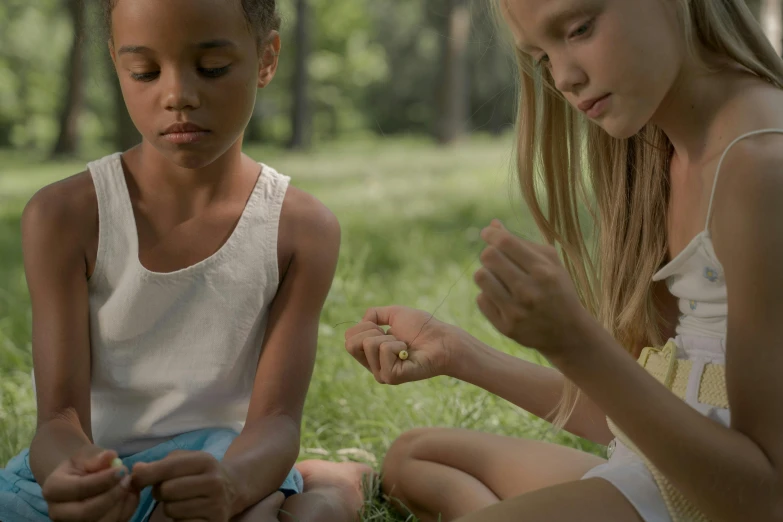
[0,428,304,522]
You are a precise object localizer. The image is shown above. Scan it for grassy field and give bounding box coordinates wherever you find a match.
[0,136,604,521]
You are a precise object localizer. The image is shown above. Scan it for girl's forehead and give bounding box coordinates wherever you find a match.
[502,0,598,49]
[112,0,248,44]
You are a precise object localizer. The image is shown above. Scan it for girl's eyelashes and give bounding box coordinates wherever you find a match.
[129,66,232,83]
[199,66,231,78]
[568,18,595,40]
[534,18,596,68]
[130,71,159,82]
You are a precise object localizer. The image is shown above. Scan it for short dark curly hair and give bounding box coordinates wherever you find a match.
[101,0,281,48]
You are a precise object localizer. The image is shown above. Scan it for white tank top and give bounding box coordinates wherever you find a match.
[83,152,288,456]
[647,128,783,425]
[653,128,783,340]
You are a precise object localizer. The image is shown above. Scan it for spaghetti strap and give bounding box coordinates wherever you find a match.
[705,128,783,233]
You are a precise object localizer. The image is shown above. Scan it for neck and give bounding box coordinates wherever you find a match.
[650,58,754,166]
[123,137,252,220]
[133,137,246,197]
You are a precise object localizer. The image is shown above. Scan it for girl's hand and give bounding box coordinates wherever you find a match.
[344,306,465,384]
[42,448,139,522]
[131,450,239,522]
[475,220,593,359]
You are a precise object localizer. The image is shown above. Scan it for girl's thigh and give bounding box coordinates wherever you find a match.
[386,427,606,500]
[455,477,645,522]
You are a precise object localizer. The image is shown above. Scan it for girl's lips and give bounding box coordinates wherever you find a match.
[582,94,611,118]
[161,131,211,144]
[162,122,208,134]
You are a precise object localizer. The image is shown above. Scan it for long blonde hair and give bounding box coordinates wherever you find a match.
[493,0,783,428]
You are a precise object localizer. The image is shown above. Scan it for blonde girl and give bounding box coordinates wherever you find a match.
[345,0,783,521]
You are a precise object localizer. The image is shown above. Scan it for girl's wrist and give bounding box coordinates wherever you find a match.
[220,461,250,516]
[547,313,616,374]
[443,330,485,381]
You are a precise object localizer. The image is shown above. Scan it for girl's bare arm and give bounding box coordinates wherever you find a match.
[220,188,341,515]
[23,172,103,486]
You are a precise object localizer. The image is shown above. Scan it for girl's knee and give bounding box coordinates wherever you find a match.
[384,428,428,467]
[382,428,444,489]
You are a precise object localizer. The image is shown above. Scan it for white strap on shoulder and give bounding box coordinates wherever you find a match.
[705,128,783,232]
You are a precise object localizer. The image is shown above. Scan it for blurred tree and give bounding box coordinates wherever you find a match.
[436,0,471,144]
[363,1,444,136]
[0,2,24,148]
[288,0,312,149]
[362,0,513,139]
[111,73,141,151]
[467,3,515,135]
[0,0,70,150]
[469,3,517,134]
[51,0,85,157]
[245,108,264,143]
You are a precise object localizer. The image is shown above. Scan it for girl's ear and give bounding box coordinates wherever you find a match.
[258,32,281,89]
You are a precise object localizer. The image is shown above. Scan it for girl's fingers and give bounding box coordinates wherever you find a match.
[477,292,504,330]
[378,339,409,384]
[96,487,130,522]
[481,224,541,270]
[50,480,129,521]
[117,487,141,522]
[43,466,125,503]
[362,306,403,327]
[154,474,212,502]
[473,266,514,304]
[344,320,383,341]
[479,244,531,292]
[361,335,398,383]
[345,326,386,371]
[81,450,118,474]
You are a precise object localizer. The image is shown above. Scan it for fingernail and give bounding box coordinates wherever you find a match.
[121,475,132,489]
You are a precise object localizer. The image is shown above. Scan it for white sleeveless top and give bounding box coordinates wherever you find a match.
[84,152,289,456]
[584,130,783,520]
[653,129,783,338]
[651,128,783,421]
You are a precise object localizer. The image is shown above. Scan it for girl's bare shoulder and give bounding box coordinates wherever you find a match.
[22,170,98,267]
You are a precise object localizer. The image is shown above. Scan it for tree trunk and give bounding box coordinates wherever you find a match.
[51,0,86,157]
[113,78,141,151]
[288,0,311,150]
[245,107,264,143]
[436,0,471,145]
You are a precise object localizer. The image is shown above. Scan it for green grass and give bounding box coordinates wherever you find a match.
[0,136,604,521]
